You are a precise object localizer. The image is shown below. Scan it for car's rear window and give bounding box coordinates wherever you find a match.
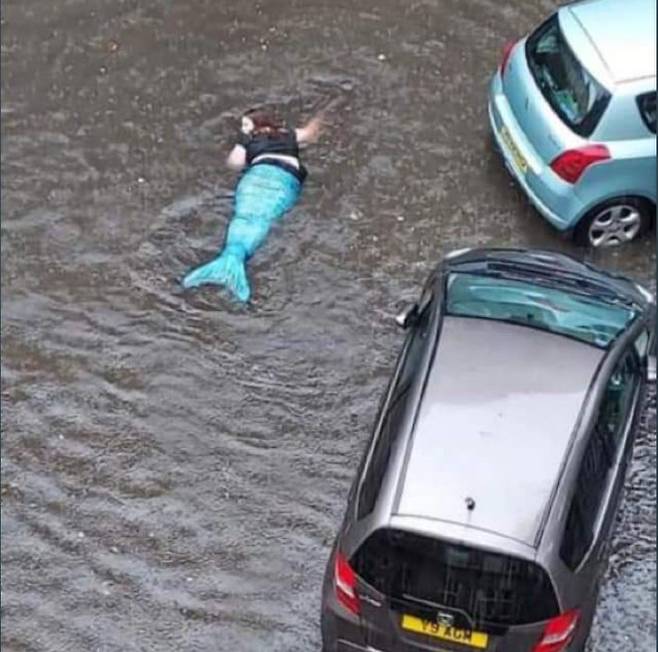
[526,14,610,136]
[446,272,636,348]
[351,528,559,628]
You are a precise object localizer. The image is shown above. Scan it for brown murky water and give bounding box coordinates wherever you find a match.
[2,1,655,650]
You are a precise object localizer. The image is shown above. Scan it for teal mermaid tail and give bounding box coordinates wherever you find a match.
[182,164,302,303]
[182,244,250,302]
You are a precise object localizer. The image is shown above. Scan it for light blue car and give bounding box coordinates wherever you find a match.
[488,0,656,247]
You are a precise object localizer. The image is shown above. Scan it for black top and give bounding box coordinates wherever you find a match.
[239,128,299,163]
[238,128,307,182]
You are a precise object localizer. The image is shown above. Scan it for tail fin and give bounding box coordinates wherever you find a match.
[182,249,251,302]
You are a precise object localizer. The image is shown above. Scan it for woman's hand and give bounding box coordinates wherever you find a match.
[295,114,324,145]
[295,95,347,145]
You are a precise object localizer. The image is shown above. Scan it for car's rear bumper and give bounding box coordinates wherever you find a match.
[487,71,585,232]
[322,606,367,652]
[329,635,586,652]
[335,642,382,652]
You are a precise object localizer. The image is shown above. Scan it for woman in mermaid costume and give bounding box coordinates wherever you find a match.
[182,107,324,302]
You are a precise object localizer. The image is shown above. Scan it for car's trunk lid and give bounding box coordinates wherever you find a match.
[357,585,546,652]
[351,528,560,651]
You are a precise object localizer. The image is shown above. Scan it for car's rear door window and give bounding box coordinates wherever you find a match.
[560,348,640,569]
[357,292,434,520]
[560,418,612,570]
[351,528,559,628]
[637,92,656,134]
[357,387,411,519]
[526,14,610,136]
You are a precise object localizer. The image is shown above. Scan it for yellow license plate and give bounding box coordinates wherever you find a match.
[500,125,528,174]
[401,614,489,649]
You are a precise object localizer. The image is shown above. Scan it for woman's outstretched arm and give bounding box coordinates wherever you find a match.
[296,95,346,145]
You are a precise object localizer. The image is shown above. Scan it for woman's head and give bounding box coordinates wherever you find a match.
[241,109,285,136]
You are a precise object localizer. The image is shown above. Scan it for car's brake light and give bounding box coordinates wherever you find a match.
[501,40,516,77]
[334,551,360,615]
[532,609,580,652]
[550,145,610,184]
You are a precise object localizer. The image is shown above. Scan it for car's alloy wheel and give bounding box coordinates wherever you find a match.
[588,204,642,247]
[575,198,653,248]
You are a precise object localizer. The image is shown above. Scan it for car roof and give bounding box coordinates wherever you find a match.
[564,0,656,83]
[394,316,604,548]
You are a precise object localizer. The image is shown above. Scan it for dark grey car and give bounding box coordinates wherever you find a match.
[320,248,655,652]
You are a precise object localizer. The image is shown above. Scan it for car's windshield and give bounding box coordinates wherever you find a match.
[446,272,637,348]
[526,14,610,136]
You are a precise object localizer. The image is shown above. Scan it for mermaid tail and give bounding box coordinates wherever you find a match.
[182,244,250,302]
[182,164,302,302]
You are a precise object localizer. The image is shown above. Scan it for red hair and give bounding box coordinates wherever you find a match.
[244,109,286,136]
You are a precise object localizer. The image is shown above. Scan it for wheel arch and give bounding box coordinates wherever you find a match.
[573,192,656,229]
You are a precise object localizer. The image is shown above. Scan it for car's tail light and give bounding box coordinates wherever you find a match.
[334,551,360,615]
[532,609,580,652]
[501,40,516,77]
[550,145,610,184]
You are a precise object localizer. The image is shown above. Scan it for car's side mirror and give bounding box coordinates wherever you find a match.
[395,303,419,329]
[647,354,656,383]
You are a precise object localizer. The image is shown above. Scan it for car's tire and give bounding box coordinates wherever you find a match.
[574,196,654,248]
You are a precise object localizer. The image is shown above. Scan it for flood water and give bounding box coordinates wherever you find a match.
[1,0,655,650]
